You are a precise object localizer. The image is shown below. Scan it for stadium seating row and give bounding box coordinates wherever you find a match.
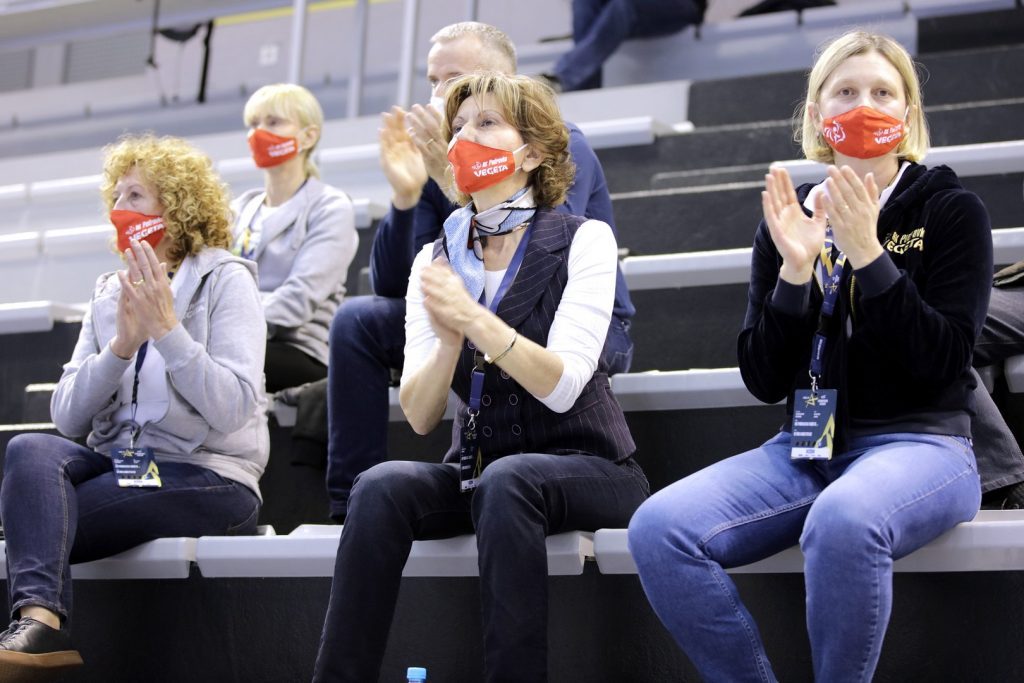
[6,508,1022,583]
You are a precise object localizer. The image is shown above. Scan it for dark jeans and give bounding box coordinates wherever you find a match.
[265,339,327,393]
[324,295,635,519]
[554,0,704,91]
[1,433,260,624]
[312,453,649,683]
[971,287,1024,493]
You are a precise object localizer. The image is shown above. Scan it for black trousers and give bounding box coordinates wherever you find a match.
[265,339,326,393]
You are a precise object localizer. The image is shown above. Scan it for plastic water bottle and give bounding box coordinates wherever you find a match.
[407,666,427,682]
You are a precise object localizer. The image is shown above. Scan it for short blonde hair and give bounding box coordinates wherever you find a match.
[430,22,517,73]
[441,72,573,209]
[243,83,324,178]
[799,30,929,163]
[101,134,233,265]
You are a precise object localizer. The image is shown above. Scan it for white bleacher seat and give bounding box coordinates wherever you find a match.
[272,368,763,428]
[195,526,593,578]
[29,175,102,201]
[776,140,1024,186]
[575,117,672,149]
[0,184,28,207]
[0,300,86,334]
[610,368,767,411]
[1003,355,1024,393]
[616,227,1024,291]
[620,248,752,290]
[0,232,39,263]
[593,510,1024,575]
[0,538,197,580]
[992,227,1024,266]
[907,0,1016,18]
[801,0,906,27]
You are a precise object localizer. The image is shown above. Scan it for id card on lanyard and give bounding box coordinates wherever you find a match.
[112,342,163,487]
[460,226,531,492]
[791,226,844,461]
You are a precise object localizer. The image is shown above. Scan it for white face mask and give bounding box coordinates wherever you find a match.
[429,95,444,112]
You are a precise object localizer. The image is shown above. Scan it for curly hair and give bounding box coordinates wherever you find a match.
[440,72,574,209]
[100,134,233,265]
[798,30,929,164]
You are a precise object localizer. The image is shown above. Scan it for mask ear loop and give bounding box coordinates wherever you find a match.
[512,143,531,175]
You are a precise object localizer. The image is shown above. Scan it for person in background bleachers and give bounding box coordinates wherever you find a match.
[312,72,649,683]
[629,30,991,681]
[323,21,635,523]
[233,83,358,393]
[540,0,707,92]
[0,135,267,678]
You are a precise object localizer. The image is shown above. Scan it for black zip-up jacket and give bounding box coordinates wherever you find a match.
[738,163,993,450]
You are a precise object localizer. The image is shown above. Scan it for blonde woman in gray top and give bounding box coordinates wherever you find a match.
[234,83,358,391]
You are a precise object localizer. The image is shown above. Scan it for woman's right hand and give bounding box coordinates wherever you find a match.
[761,167,826,284]
[406,102,448,187]
[379,106,428,210]
[421,260,471,349]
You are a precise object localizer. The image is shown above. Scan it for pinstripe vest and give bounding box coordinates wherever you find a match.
[434,208,636,464]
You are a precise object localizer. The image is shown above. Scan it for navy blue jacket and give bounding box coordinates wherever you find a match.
[738,163,992,448]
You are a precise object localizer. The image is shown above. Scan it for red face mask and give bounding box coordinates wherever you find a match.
[110,210,166,253]
[248,128,300,168]
[447,138,527,194]
[820,106,906,159]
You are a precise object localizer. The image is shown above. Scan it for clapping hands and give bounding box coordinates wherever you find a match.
[110,240,178,359]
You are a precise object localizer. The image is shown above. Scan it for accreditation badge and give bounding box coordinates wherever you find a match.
[459,422,482,493]
[790,389,837,461]
[112,446,163,487]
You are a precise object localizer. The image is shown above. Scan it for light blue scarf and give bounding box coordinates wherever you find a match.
[442,187,537,302]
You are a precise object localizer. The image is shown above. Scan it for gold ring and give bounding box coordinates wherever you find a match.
[132,278,145,286]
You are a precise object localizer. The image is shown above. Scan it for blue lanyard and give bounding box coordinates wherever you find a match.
[809,226,846,386]
[128,341,149,446]
[468,226,532,413]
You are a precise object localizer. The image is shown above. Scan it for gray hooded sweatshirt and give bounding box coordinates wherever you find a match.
[51,247,269,499]
[231,177,358,366]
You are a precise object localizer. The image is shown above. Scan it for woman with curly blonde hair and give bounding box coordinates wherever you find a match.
[0,135,268,678]
[313,72,648,682]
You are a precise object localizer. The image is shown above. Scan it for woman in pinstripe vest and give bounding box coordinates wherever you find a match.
[313,73,649,683]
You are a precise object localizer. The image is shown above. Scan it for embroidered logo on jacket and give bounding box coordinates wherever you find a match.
[883,227,925,254]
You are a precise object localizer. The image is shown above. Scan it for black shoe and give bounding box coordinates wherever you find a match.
[0,617,83,679]
[1002,482,1024,510]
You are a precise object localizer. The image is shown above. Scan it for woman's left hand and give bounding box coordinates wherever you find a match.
[822,166,884,268]
[122,240,178,340]
[421,260,481,338]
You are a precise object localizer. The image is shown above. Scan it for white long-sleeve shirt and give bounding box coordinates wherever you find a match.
[402,219,618,413]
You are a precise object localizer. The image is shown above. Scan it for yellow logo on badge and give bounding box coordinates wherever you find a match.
[883,227,925,254]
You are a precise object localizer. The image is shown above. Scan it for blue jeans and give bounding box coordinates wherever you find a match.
[628,431,980,683]
[312,453,649,683]
[554,0,704,91]
[324,295,634,519]
[1,433,260,623]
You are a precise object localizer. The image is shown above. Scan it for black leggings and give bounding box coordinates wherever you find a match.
[265,340,327,393]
